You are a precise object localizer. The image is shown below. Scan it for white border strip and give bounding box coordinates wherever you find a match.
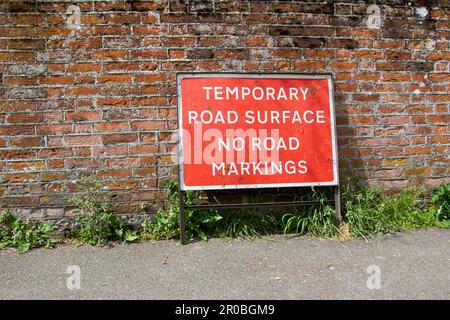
[176,73,339,191]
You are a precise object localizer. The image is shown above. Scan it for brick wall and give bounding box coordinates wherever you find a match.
[0,0,449,222]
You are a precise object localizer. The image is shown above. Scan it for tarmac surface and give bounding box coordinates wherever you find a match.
[1,228,449,299]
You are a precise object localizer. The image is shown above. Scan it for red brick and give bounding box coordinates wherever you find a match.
[68,63,101,73]
[37,124,72,135]
[4,173,37,183]
[95,122,129,132]
[105,157,139,167]
[355,73,380,82]
[67,111,102,122]
[94,50,128,60]
[40,76,75,85]
[329,62,358,70]
[428,114,450,123]
[10,136,43,147]
[405,147,432,155]
[96,98,130,108]
[352,115,379,125]
[383,116,410,125]
[65,135,102,146]
[384,73,410,82]
[67,87,99,96]
[270,49,300,59]
[9,39,45,50]
[103,62,139,72]
[428,136,450,144]
[133,97,167,107]
[98,74,132,84]
[131,121,165,131]
[134,74,165,84]
[354,50,382,59]
[130,145,158,155]
[3,77,37,86]
[428,73,450,81]
[303,50,334,59]
[376,62,404,71]
[102,133,137,145]
[67,38,102,49]
[382,94,409,103]
[97,169,132,179]
[293,61,326,70]
[384,51,412,60]
[428,52,450,61]
[429,95,450,103]
[10,161,45,171]
[353,94,380,102]
[41,172,70,182]
[132,50,167,60]
[8,113,44,124]
[0,52,35,62]
[216,49,249,60]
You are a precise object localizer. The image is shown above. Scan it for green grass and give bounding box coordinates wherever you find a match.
[342,184,444,239]
[211,209,279,239]
[281,187,338,238]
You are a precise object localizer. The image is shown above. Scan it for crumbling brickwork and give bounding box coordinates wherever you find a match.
[0,0,449,221]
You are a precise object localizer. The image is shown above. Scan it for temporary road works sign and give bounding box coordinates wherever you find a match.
[177,73,339,190]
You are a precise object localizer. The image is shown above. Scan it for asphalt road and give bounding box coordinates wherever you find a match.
[1,228,450,299]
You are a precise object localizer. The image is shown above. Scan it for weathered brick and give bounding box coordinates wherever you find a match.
[4,173,37,183]
[102,133,137,145]
[10,161,45,172]
[98,74,132,84]
[428,73,450,81]
[68,63,101,73]
[67,110,102,122]
[65,135,102,146]
[7,113,44,124]
[10,136,43,147]
[186,49,214,60]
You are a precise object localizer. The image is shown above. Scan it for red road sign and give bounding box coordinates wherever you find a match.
[177,73,338,190]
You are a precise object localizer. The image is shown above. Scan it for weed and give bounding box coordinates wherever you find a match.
[342,185,390,237]
[141,180,222,241]
[0,210,58,253]
[70,177,138,245]
[431,182,450,222]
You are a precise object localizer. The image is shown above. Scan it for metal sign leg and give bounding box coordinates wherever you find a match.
[334,186,343,225]
[178,190,187,244]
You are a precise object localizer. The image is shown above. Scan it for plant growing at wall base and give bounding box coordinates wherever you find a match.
[431,183,450,222]
[141,180,222,241]
[281,187,338,238]
[211,209,279,239]
[70,177,139,245]
[0,210,58,253]
[342,182,440,238]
